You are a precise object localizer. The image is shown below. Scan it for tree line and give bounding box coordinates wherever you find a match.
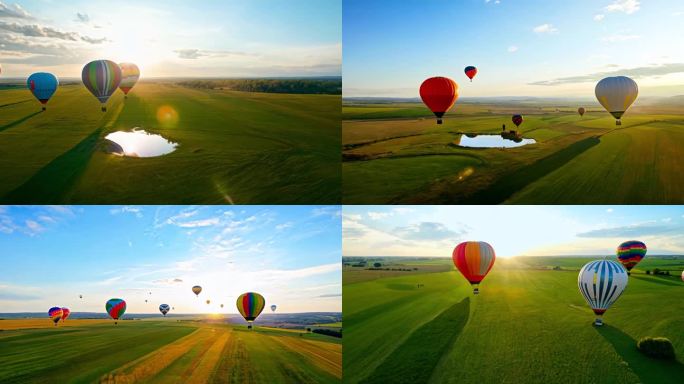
[177,78,341,95]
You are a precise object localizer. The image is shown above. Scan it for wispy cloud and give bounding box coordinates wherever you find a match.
[0,21,106,44]
[605,0,640,15]
[577,222,678,238]
[508,45,519,53]
[174,48,254,60]
[75,12,89,23]
[394,222,465,241]
[110,206,143,218]
[533,23,558,34]
[529,63,684,86]
[0,2,31,19]
[602,33,640,42]
[594,14,605,21]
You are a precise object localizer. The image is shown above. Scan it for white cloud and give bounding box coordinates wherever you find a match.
[605,0,640,14]
[0,2,32,19]
[275,222,293,230]
[367,211,391,220]
[110,206,143,218]
[25,220,42,234]
[594,14,605,21]
[533,24,558,34]
[601,34,640,42]
[175,218,220,228]
[606,208,614,213]
[508,45,519,53]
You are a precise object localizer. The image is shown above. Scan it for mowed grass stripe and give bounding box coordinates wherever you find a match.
[210,328,257,383]
[268,334,342,378]
[185,328,232,384]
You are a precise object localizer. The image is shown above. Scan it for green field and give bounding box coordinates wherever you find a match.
[342,101,684,204]
[343,256,684,384]
[0,82,340,204]
[0,320,341,383]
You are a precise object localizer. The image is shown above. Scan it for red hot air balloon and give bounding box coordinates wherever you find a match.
[61,307,70,322]
[420,77,458,125]
[452,241,496,294]
[512,114,523,128]
[464,66,477,82]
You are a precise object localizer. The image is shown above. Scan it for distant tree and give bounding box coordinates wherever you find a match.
[646,270,651,275]
[306,327,312,333]
[312,329,342,338]
[373,262,382,268]
[637,337,676,360]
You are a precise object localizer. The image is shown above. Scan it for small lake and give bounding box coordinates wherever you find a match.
[457,134,536,148]
[105,129,177,157]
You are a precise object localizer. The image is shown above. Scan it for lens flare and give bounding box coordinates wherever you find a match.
[156,105,179,127]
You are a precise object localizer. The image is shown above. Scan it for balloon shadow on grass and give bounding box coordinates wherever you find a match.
[0,111,41,133]
[596,325,684,384]
[360,297,470,384]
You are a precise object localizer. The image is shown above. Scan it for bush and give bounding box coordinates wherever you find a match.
[373,262,382,268]
[637,337,676,360]
[312,328,342,338]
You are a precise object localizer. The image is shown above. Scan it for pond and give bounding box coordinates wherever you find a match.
[104,129,178,157]
[456,134,536,148]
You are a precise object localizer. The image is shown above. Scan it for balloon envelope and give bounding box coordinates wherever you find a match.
[106,298,126,320]
[61,307,70,322]
[206,299,211,305]
[82,60,122,109]
[578,107,585,117]
[27,72,58,108]
[616,240,646,272]
[419,77,458,124]
[578,260,628,326]
[464,66,477,81]
[512,114,523,128]
[452,241,496,294]
[192,286,202,296]
[595,76,638,125]
[48,307,63,324]
[271,305,277,312]
[236,292,265,323]
[159,304,170,316]
[119,63,140,95]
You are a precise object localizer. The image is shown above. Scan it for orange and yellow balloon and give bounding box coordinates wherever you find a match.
[452,241,496,294]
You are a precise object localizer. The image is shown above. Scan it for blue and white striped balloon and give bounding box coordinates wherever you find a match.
[578,260,628,326]
[159,303,170,316]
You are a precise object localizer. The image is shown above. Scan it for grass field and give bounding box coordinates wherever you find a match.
[0,82,340,204]
[343,256,684,384]
[342,101,684,204]
[0,319,342,383]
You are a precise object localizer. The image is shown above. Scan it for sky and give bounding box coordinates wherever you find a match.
[0,205,341,313]
[344,205,684,258]
[0,0,341,78]
[344,0,684,98]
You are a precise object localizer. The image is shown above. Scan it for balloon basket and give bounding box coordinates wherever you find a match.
[616,120,621,126]
[42,107,46,111]
[436,119,443,125]
[101,106,107,112]
[594,318,603,326]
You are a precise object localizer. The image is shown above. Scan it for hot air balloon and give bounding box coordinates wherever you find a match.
[271,305,277,312]
[61,307,70,322]
[578,260,628,326]
[106,298,126,324]
[464,66,477,82]
[616,240,646,275]
[82,60,122,112]
[79,294,83,299]
[578,107,585,117]
[48,307,63,326]
[192,286,202,297]
[452,241,496,294]
[206,299,211,305]
[118,62,140,98]
[681,270,684,282]
[220,304,224,308]
[420,77,458,124]
[159,304,170,316]
[595,76,638,125]
[145,299,148,303]
[236,292,265,329]
[27,72,58,111]
[512,114,523,128]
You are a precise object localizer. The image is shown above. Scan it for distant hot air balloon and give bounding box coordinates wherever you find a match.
[271,305,277,312]
[149,292,152,295]
[61,307,70,322]
[578,260,628,326]
[236,292,265,329]
[82,60,122,112]
[27,72,58,111]
[48,307,63,326]
[578,107,585,117]
[595,76,638,125]
[206,299,211,305]
[681,270,684,282]
[420,77,459,124]
[145,299,148,303]
[220,304,224,308]
[106,298,126,324]
[159,304,170,316]
[79,294,83,299]
[118,62,140,98]
[616,240,646,275]
[192,286,202,297]
[512,114,523,128]
[464,66,477,82]
[452,241,496,294]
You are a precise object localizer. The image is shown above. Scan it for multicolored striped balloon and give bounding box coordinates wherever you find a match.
[82,60,122,111]
[578,260,628,326]
[452,241,496,294]
[118,62,140,96]
[192,285,202,296]
[105,298,126,322]
[48,307,63,325]
[616,240,646,274]
[236,292,265,328]
[61,307,70,322]
[27,72,58,111]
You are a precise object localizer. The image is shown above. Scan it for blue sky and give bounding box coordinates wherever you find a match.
[344,0,684,97]
[0,0,341,77]
[0,205,341,313]
[344,205,684,257]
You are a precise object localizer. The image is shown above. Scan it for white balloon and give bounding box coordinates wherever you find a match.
[578,260,628,326]
[595,76,638,125]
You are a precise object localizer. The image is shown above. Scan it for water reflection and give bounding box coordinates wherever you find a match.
[105,128,177,157]
[457,134,536,148]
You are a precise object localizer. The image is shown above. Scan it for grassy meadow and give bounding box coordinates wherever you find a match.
[0,82,340,204]
[0,319,341,383]
[342,101,684,204]
[343,256,684,384]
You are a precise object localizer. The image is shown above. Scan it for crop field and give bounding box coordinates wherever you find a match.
[343,256,684,384]
[0,320,342,383]
[342,101,684,204]
[0,82,340,204]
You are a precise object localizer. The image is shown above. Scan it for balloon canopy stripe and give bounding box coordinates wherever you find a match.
[237,292,265,322]
[578,260,627,315]
[453,241,496,284]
